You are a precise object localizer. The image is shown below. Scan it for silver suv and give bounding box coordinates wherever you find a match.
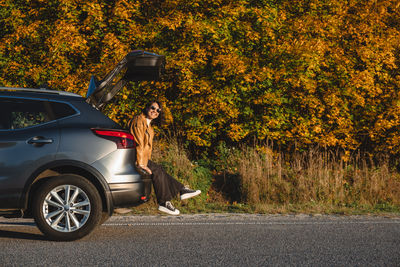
[0,51,164,240]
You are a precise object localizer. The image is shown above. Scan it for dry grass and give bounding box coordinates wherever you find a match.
[133,139,400,214]
[228,146,400,209]
[152,138,194,184]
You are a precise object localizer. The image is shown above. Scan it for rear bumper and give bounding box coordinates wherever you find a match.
[109,177,152,207]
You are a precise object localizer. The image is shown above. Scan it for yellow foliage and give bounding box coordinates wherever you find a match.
[2,0,400,155]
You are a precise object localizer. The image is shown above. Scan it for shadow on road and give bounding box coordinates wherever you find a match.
[0,229,45,240]
[0,222,35,226]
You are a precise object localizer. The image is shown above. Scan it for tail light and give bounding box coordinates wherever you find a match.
[92,129,136,149]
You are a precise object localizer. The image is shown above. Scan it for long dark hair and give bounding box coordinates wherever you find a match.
[142,100,164,126]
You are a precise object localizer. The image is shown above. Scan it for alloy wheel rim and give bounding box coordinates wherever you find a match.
[43,185,91,233]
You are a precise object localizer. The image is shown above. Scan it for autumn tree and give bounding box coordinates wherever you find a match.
[1,0,400,155]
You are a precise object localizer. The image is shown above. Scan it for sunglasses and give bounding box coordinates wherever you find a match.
[150,106,161,113]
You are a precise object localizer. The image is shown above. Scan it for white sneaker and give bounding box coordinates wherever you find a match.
[180,187,201,200]
[158,201,180,215]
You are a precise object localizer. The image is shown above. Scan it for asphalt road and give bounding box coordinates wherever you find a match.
[0,214,400,266]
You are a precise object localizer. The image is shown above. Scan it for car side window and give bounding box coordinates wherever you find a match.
[0,98,76,130]
[11,109,49,129]
[49,101,77,119]
[0,98,50,130]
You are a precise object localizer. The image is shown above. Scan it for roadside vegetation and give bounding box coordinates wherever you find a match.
[132,138,400,215]
[2,1,400,214]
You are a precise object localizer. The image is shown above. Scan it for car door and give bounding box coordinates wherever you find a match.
[0,97,60,209]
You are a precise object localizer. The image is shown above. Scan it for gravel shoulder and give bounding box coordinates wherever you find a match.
[2,213,400,227]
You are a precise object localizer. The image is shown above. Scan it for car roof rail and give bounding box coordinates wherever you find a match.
[0,87,82,97]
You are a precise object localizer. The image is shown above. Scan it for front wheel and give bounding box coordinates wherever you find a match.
[32,174,102,241]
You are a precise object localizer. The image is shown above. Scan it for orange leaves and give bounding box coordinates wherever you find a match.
[212,53,246,77]
[2,0,400,155]
[101,32,129,61]
[351,71,377,93]
[48,20,88,55]
[156,12,186,31]
[113,0,139,21]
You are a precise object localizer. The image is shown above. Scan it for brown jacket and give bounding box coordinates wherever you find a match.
[129,113,154,166]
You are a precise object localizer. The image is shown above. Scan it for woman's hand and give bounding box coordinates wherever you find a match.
[139,165,152,175]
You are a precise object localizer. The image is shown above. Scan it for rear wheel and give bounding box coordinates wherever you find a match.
[32,174,102,241]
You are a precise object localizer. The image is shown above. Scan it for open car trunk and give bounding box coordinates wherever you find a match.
[86,50,165,109]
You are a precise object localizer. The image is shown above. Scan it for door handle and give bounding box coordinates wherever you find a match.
[27,136,53,146]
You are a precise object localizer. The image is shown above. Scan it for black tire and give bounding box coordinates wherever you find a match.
[32,174,102,241]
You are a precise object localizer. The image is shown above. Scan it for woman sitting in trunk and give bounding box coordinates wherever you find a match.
[129,100,201,215]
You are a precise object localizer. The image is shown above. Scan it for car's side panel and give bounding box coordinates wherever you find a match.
[0,123,60,209]
[68,100,121,129]
[20,160,114,214]
[90,149,148,206]
[90,149,140,183]
[56,127,117,164]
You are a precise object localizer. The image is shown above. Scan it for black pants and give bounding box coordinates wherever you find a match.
[147,160,184,205]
